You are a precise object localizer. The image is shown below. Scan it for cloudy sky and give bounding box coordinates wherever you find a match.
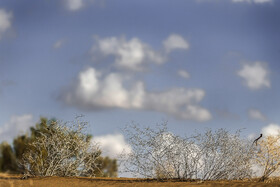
[0,0,280,157]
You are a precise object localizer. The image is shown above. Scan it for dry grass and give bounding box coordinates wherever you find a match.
[0,173,280,187]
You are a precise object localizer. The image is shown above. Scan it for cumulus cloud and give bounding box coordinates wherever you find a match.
[145,88,211,121]
[248,109,267,121]
[60,67,211,122]
[0,9,12,39]
[93,133,132,158]
[65,0,84,11]
[163,34,189,53]
[232,0,273,3]
[0,114,34,142]
[238,62,270,90]
[177,70,190,79]
[62,67,144,109]
[91,34,189,71]
[92,36,166,71]
[261,124,280,137]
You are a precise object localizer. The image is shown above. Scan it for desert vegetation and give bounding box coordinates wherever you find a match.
[0,117,117,177]
[121,123,254,180]
[254,135,280,181]
[120,123,280,182]
[1,118,280,183]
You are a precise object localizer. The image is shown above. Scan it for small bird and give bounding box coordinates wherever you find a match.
[253,134,262,146]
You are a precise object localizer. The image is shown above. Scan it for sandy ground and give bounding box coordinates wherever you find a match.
[1,173,280,187]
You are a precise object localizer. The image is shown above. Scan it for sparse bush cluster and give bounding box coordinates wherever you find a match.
[0,117,117,177]
[121,123,255,180]
[21,119,101,177]
[2,117,280,182]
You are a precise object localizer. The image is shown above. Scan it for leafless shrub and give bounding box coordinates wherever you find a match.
[121,122,254,180]
[21,119,102,177]
[255,135,280,181]
[195,129,254,180]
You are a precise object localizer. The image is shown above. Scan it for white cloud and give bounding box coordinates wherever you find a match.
[232,0,273,3]
[238,62,270,90]
[91,34,189,71]
[63,67,144,109]
[93,133,132,158]
[0,9,12,39]
[178,70,190,79]
[0,114,34,142]
[65,0,84,11]
[53,39,65,49]
[145,88,211,121]
[248,109,267,121]
[163,34,189,53]
[62,35,209,121]
[92,36,166,71]
[61,67,211,122]
[261,124,280,137]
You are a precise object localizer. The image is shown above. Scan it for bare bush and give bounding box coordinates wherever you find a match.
[121,123,254,180]
[195,129,254,180]
[255,135,280,181]
[21,119,102,177]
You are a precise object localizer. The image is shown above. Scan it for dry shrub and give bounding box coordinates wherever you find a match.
[121,122,254,180]
[255,135,280,181]
[21,118,102,177]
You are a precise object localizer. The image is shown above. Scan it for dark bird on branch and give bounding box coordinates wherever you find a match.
[253,134,262,146]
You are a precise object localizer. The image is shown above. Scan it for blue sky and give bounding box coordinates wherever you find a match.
[0,0,280,157]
